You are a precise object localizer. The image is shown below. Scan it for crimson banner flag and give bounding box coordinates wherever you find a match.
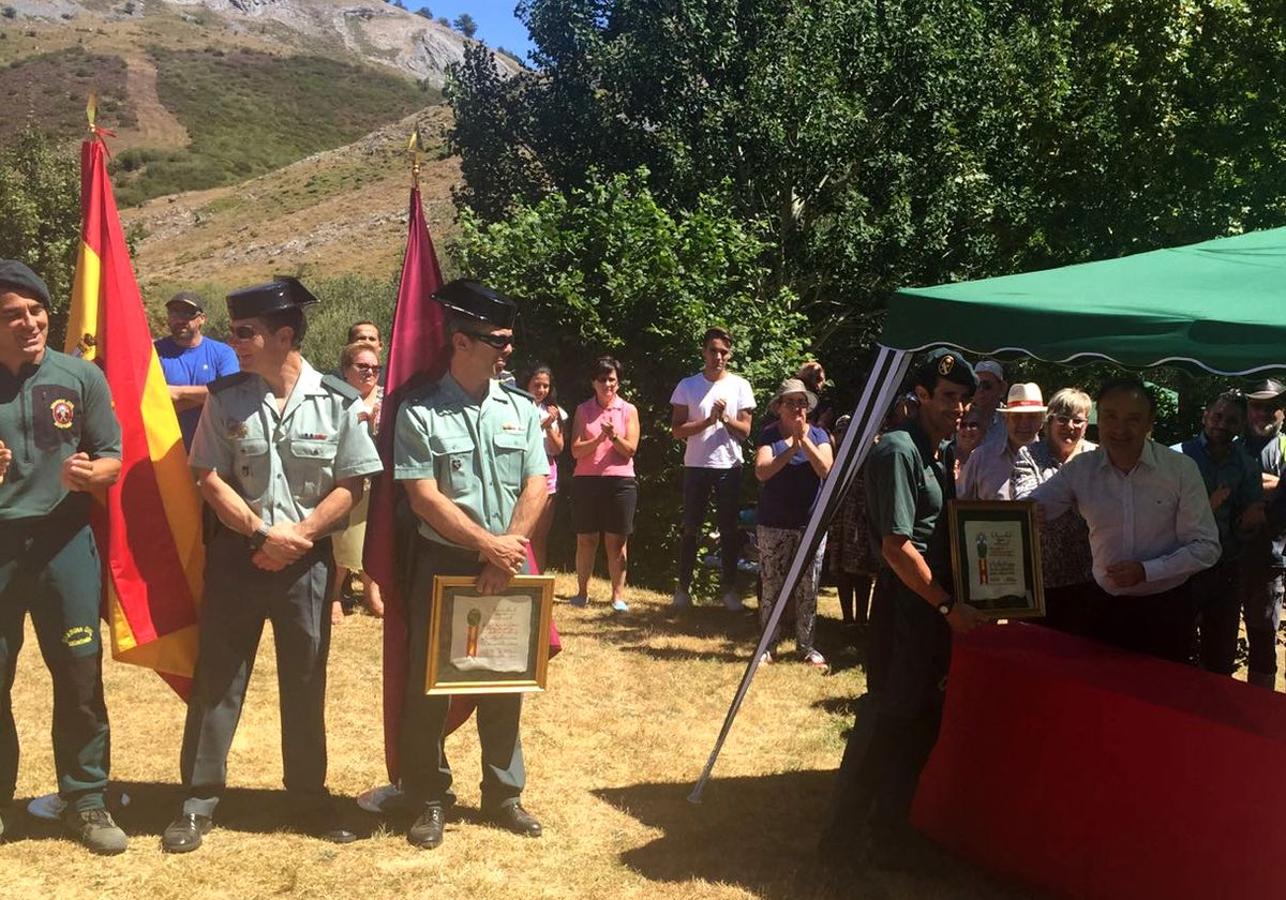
[64,135,203,696]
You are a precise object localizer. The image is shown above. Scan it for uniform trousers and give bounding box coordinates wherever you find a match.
[0,510,110,812]
[827,574,949,845]
[179,527,334,816]
[400,537,525,810]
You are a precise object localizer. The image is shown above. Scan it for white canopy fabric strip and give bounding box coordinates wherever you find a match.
[689,345,912,802]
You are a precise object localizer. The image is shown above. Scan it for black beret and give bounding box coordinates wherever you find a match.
[226,276,319,320]
[0,259,51,305]
[914,348,979,392]
[434,279,517,329]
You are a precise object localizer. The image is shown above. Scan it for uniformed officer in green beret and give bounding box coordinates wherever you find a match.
[162,277,383,853]
[0,260,127,855]
[820,348,985,870]
[393,278,548,849]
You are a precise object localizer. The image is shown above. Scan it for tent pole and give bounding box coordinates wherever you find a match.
[688,346,911,803]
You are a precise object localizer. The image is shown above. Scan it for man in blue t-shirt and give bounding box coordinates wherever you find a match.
[154,292,239,449]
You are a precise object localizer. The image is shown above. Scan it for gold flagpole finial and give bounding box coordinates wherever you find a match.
[408,126,422,186]
[86,91,98,132]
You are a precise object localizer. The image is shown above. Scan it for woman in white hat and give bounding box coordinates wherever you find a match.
[754,377,833,669]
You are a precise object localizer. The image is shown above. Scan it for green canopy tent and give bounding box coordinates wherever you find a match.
[692,226,1286,801]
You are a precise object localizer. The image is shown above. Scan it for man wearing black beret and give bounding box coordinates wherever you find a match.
[821,348,985,869]
[0,260,126,854]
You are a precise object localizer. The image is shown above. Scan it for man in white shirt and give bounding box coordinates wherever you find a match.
[669,326,756,609]
[1032,379,1220,663]
[957,382,1045,499]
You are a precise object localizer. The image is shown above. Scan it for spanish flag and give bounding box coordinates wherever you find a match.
[64,129,202,696]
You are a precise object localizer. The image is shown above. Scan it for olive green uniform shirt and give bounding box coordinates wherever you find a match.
[189,359,383,530]
[864,420,953,580]
[0,350,122,521]
[393,373,549,547]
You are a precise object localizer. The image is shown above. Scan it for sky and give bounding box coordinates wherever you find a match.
[416,1,535,58]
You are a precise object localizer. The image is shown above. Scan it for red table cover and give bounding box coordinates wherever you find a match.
[911,623,1286,899]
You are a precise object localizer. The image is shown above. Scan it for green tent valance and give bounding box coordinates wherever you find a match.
[883,227,1286,375]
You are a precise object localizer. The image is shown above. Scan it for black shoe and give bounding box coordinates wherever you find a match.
[314,815,358,844]
[484,802,542,838]
[408,803,445,849]
[162,812,211,854]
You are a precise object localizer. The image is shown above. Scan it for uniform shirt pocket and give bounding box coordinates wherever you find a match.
[31,384,83,452]
[493,431,527,485]
[430,435,475,496]
[287,438,338,502]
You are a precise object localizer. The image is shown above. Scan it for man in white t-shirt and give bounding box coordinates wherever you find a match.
[669,326,757,609]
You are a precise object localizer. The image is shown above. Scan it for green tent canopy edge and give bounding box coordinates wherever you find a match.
[883,226,1286,375]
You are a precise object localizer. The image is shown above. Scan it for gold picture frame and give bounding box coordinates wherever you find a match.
[425,575,555,695]
[947,500,1046,619]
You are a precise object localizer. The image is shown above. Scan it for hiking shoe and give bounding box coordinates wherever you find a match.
[64,807,127,856]
[722,590,745,611]
[408,803,445,849]
[759,650,773,665]
[670,587,692,609]
[611,598,629,612]
[568,594,589,608]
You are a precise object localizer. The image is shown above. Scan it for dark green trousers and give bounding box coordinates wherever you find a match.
[179,527,333,817]
[400,538,525,809]
[0,510,110,812]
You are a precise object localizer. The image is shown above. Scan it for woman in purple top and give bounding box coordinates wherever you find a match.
[755,377,833,669]
[568,356,640,611]
[526,365,565,573]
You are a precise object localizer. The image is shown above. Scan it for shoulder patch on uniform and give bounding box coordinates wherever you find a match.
[501,383,536,403]
[321,373,362,403]
[208,372,252,394]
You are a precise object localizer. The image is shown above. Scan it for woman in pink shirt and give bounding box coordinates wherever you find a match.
[569,356,640,611]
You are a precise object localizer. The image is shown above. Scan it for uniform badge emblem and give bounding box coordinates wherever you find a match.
[51,398,75,429]
[227,421,249,439]
[938,355,955,376]
[451,458,463,471]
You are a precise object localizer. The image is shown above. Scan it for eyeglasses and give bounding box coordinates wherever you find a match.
[465,331,513,350]
[230,325,259,340]
[781,398,810,410]
[959,421,982,430]
[350,363,380,374]
[1053,415,1089,428]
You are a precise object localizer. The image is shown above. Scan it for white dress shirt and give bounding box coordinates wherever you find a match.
[958,435,1021,500]
[1031,439,1220,596]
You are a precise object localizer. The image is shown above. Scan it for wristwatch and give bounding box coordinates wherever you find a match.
[248,522,271,551]
[937,597,955,617]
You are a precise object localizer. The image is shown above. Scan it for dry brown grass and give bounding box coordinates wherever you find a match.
[5,573,1031,900]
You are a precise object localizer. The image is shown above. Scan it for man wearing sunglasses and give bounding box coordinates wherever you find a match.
[163,277,383,853]
[392,278,549,850]
[154,292,239,451]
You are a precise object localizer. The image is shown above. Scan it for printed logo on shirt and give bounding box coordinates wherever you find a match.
[50,398,75,429]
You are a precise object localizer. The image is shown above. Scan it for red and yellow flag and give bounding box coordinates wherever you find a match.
[65,132,203,696]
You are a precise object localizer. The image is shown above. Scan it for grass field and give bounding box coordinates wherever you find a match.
[3,573,1028,900]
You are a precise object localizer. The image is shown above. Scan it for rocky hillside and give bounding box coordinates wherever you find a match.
[0,0,519,85]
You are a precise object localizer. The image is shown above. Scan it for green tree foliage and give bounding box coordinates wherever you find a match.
[447,0,1286,393]
[452,13,478,37]
[453,168,808,579]
[0,128,81,345]
[416,6,432,18]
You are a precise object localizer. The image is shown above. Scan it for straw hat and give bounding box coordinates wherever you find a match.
[997,382,1047,414]
[769,378,818,413]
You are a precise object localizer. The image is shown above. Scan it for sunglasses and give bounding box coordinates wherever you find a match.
[466,331,513,349]
[350,363,381,374]
[230,325,259,340]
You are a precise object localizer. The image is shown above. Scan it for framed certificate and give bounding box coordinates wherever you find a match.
[425,575,555,695]
[947,500,1045,619]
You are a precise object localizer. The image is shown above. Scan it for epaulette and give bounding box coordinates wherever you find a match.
[501,382,536,403]
[321,373,362,403]
[208,372,253,394]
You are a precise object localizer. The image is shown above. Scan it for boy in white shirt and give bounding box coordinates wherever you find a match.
[669,326,757,609]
